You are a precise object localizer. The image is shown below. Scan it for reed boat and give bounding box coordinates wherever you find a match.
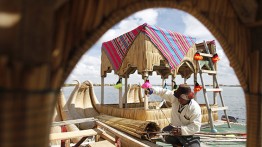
[52,24,246,146]
[56,80,246,146]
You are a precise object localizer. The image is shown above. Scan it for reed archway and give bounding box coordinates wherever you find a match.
[56,1,259,147]
[0,1,261,147]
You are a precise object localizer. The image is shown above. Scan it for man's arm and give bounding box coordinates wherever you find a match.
[150,87,176,103]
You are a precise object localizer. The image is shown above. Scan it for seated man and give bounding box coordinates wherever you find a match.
[147,84,201,147]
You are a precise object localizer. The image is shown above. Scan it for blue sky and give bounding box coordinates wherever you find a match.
[66,8,240,85]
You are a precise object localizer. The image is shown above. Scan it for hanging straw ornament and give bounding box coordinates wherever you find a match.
[141,79,152,89]
[114,78,122,89]
[194,82,202,92]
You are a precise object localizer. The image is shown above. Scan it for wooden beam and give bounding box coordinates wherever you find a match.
[88,140,115,147]
[51,118,97,127]
[100,133,115,145]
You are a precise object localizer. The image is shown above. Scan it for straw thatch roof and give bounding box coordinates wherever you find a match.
[101,23,196,79]
[0,1,261,146]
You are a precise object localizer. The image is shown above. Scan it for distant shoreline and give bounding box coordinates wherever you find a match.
[95,84,241,87]
[63,83,241,87]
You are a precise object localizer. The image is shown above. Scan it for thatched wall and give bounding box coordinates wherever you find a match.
[96,103,217,129]
[0,0,261,146]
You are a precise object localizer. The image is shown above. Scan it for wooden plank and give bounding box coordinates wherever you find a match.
[88,140,115,147]
[50,128,103,141]
[100,132,115,145]
[211,106,228,111]
[205,88,223,92]
[199,53,213,57]
[52,118,97,127]
[201,70,217,74]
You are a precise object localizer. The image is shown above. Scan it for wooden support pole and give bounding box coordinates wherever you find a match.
[171,75,174,90]
[124,76,128,108]
[119,76,123,108]
[143,72,148,110]
[101,76,105,104]
[213,62,218,104]
[194,72,198,101]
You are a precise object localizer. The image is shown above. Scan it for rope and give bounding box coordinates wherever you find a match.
[160,107,171,124]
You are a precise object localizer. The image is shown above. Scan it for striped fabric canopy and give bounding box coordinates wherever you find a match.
[102,23,196,71]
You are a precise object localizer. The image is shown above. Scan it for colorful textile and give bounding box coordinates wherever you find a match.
[102,23,196,71]
[102,24,145,71]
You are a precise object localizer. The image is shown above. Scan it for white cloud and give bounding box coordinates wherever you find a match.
[96,9,158,45]
[182,14,212,42]
[133,9,158,25]
[66,54,101,83]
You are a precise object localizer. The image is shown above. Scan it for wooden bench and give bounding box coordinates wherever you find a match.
[50,118,102,147]
[50,128,104,147]
[50,128,103,141]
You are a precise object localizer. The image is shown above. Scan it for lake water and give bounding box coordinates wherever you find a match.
[63,86,246,123]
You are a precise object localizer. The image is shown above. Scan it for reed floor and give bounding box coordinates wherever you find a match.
[156,121,246,147]
[200,122,246,146]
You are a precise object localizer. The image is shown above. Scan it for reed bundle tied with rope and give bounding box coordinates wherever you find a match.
[95,114,160,140]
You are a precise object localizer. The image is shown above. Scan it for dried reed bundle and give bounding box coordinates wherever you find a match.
[96,115,160,140]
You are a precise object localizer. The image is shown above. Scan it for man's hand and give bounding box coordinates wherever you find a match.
[145,88,153,95]
[172,126,181,136]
